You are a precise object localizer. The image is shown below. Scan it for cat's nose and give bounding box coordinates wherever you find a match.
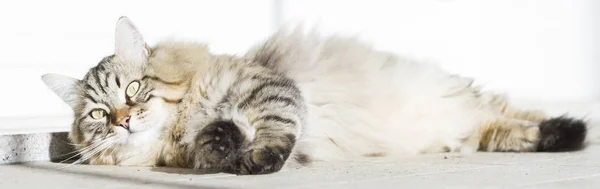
[118,116,131,129]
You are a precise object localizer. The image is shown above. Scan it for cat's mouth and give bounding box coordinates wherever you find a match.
[115,124,140,138]
[116,125,133,134]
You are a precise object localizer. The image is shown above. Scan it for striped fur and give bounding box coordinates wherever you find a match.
[41,17,587,175]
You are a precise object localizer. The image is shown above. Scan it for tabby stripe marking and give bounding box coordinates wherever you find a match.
[83,93,98,103]
[256,114,296,125]
[161,97,183,104]
[238,80,297,109]
[142,75,185,85]
[258,95,297,107]
[147,94,182,104]
[76,115,88,125]
[115,76,121,88]
[254,125,287,133]
[84,84,100,96]
[103,73,111,89]
[92,69,107,94]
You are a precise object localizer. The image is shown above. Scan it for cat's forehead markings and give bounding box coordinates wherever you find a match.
[82,93,98,104]
[91,67,108,94]
[80,57,131,111]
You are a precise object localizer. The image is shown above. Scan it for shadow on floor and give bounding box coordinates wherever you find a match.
[16,163,233,189]
[151,166,223,175]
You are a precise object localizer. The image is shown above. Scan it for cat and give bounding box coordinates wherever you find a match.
[42,17,587,175]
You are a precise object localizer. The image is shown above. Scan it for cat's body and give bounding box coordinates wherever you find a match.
[42,17,587,175]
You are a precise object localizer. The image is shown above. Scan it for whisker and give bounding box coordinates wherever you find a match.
[58,139,114,169]
[53,140,104,158]
[58,140,107,164]
[75,141,115,165]
[54,150,83,158]
[106,143,119,164]
[62,148,106,169]
[98,140,117,163]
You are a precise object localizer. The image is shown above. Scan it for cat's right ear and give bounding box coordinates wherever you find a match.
[41,74,80,109]
[114,16,150,64]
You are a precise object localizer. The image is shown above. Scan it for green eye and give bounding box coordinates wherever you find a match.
[90,109,105,119]
[126,81,140,97]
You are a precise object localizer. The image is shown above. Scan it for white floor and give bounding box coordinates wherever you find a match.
[1,101,600,189]
[2,144,600,189]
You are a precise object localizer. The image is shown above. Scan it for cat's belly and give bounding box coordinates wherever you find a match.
[293,99,487,162]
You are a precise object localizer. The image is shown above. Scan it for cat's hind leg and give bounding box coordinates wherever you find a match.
[232,113,300,175]
[477,92,587,152]
[226,73,306,175]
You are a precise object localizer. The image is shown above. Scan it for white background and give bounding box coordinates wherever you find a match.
[0,0,597,127]
[280,0,599,102]
[0,0,274,119]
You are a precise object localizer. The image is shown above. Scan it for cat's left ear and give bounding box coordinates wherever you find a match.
[41,74,80,109]
[114,16,150,63]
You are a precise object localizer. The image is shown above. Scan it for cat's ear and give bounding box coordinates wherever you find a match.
[114,16,150,63]
[41,74,80,109]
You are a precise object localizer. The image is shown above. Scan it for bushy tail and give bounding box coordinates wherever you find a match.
[536,116,587,152]
[475,115,587,153]
[475,93,589,152]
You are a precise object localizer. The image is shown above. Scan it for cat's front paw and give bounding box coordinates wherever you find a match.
[233,146,288,175]
[193,120,244,169]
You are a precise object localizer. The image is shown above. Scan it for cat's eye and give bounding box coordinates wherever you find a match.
[90,109,106,119]
[126,81,140,97]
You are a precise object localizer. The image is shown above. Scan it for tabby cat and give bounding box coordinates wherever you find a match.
[42,17,587,175]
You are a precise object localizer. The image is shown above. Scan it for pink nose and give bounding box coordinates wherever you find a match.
[118,116,130,129]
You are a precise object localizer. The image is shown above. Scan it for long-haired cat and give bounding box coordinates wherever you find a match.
[42,17,586,175]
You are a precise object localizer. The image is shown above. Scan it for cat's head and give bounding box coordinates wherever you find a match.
[41,17,171,163]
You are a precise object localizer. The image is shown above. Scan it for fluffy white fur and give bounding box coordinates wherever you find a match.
[245,28,500,162]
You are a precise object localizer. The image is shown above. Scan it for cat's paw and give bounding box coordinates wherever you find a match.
[232,146,288,175]
[193,120,244,169]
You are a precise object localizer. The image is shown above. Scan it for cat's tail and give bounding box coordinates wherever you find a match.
[473,115,588,153]
[469,92,588,153]
[535,116,587,152]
